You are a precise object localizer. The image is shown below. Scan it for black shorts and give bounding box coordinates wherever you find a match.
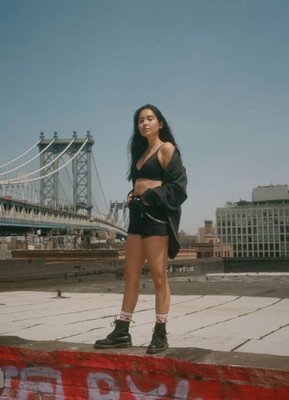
[127,197,169,238]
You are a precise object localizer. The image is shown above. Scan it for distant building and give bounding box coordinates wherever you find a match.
[179,230,197,248]
[198,220,217,243]
[216,185,289,258]
[195,220,233,258]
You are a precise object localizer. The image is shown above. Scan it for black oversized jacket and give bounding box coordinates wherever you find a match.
[141,147,187,259]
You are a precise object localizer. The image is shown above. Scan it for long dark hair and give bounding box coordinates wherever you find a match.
[127,104,177,181]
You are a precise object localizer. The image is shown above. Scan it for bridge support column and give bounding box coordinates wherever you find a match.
[38,132,94,215]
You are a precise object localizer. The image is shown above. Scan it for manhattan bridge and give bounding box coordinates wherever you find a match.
[0,132,128,244]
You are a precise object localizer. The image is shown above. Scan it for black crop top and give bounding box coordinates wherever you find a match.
[131,148,164,184]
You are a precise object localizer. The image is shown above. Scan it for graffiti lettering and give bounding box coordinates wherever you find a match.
[0,366,18,399]
[87,372,120,400]
[1,347,288,400]
[126,374,167,398]
[0,366,192,400]
[0,366,64,400]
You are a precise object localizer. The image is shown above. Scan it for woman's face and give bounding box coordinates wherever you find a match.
[138,108,163,139]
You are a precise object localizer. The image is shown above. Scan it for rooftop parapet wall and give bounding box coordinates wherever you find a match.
[11,249,125,260]
[0,339,289,400]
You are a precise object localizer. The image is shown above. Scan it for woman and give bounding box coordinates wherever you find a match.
[94,104,187,354]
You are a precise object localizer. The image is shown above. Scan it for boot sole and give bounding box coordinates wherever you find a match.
[146,344,169,354]
[93,342,132,349]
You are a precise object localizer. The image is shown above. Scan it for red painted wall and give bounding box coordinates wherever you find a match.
[0,345,289,399]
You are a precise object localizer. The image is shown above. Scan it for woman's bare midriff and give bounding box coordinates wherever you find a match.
[133,178,162,196]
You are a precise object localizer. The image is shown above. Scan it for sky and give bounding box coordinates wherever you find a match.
[1,0,289,234]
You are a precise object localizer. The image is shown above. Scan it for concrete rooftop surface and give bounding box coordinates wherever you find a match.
[1,274,289,358]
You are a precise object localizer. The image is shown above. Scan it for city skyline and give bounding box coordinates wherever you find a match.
[1,0,289,234]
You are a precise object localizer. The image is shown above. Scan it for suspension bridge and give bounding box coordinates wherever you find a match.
[0,132,128,241]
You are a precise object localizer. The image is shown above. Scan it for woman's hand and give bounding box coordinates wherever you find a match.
[126,191,134,205]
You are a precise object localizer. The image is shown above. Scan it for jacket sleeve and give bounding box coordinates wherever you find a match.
[141,149,187,211]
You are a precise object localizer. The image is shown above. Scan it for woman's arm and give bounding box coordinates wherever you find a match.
[159,142,175,169]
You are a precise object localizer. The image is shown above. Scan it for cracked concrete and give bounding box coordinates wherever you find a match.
[1,273,289,358]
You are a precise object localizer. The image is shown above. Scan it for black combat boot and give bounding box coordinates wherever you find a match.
[94,319,132,349]
[146,322,168,354]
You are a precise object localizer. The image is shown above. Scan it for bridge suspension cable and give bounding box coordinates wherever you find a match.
[92,153,109,212]
[0,139,42,170]
[0,138,88,185]
[0,139,56,177]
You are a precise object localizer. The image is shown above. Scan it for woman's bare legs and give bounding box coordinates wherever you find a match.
[94,234,169,351]
[144,235,170,354]
[94,234,145,349]
[121,233,146,313]
[144,236,170,314]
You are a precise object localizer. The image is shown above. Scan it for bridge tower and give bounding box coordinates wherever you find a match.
[109,201,129,229]
[38,132,94,215]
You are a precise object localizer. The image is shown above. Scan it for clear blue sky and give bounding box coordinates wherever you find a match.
[1,0,289,234]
